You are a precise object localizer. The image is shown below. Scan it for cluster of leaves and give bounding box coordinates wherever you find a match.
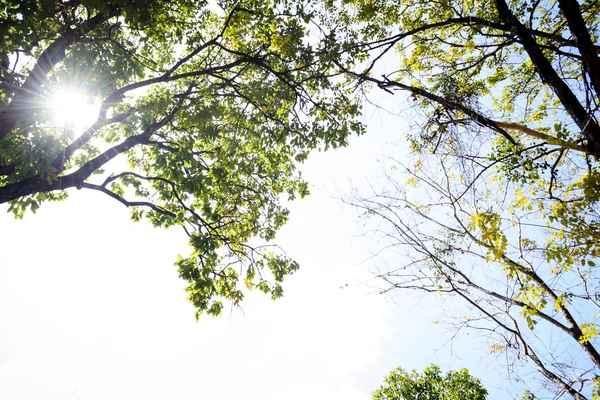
[372,364,487,400]
[0,0,364,317]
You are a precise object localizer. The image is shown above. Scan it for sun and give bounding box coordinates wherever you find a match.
[50,89,99,128]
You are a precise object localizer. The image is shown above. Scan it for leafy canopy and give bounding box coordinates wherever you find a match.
[0,0,363,318]
[373,364,487,400]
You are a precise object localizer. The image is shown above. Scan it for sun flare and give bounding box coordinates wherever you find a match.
[50,89,99,128]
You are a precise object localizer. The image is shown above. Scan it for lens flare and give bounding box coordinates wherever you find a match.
[50,89,98,128]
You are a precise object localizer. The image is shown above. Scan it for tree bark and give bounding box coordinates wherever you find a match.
[557,0,600,101]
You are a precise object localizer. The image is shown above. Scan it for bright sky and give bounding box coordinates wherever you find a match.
[0,91,508,399]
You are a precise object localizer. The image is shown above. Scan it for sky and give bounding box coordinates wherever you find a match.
[0,89,510,399]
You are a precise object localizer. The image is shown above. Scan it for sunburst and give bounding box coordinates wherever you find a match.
[50,88,99,128]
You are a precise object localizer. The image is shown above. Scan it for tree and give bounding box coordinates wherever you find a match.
[372,364,487,400]
[322,0,600,398]
[0,0,363,318]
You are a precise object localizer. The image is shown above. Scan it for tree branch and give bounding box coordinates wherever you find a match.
[81,182,176,218]
[339,66,519,146]
[495,121,587,153]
